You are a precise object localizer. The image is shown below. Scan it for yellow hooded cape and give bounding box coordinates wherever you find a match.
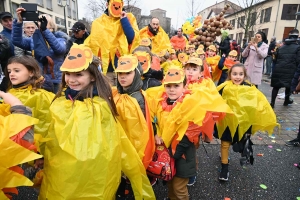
[9,86,54,154]
[216,81,279,141]
[206,55,221,82]
[84,13,140,74]
[139,26,171,54]
[39,96,155,200]
[112,88,155,169]
[146,86,233,147]
[0,104,41,200]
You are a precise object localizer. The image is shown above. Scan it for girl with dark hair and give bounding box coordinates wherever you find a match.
[242,31,269,87]
[39,44,155,199]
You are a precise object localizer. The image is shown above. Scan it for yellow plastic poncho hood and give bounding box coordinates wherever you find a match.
[39,96,155,200]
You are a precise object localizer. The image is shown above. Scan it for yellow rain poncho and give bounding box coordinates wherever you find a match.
[39,96,155,200]
[206,55,221,82]
[9,86,54,154]
[216,81,279,141]
[0,104,41,200]
[84,13,140,74]
[139,26,171,54]
[147,86,233,148]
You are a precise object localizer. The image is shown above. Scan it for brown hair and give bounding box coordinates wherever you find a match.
[227,63,248,81]
[132,45,153,61]
[6,56,43,91]
[54,56,118,118]
[184,63,204,72]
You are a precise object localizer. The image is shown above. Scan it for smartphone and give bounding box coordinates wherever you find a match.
[251,37,255,43]
[20,3,39,21]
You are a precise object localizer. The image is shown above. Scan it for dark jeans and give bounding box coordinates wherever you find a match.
[265,56,272,74]
[271,87,291,104]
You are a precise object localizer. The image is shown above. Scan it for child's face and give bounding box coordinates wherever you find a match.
[170,53,177,60]
[199,54,205,60]
[228,55,237,61]
[189,48,195,54]
[7,63,33,86]
[184,65,203,81]
[117,70,135,89]
[230,67,245,85]
[165,82,185,100]
[207,49,215,57]
[65,70,94,91]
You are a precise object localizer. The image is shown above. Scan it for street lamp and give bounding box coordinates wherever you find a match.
[62,0,68,33]
[295,12,300,29]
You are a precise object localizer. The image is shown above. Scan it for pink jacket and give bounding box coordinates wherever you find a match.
[242,42,268,85]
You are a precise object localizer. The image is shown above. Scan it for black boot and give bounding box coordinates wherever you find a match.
[219,164,229,181]
[270,102,274,108]
[283,96,293,106]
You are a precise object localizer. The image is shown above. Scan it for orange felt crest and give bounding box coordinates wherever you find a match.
[60,44,93,72]
[178,52,189,64]
[134,51,151,74]
[140,38,151,47]
[157,49,167,58]
[196,48,205,55]
[115,54,139,73]
[108,0,123,18]
[164,66,185,85]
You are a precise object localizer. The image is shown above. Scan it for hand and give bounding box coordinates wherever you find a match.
[39,16,48,31]
[222,53,226,57]
[293,91,298,94]
[216,45,219,48]
[0,91,23,106]
[120,11,127,19]
[155,135,163,145]
[16,7,26,23]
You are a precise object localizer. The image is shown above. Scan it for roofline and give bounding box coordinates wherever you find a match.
[198,0,241,13]
[225,0,270,18]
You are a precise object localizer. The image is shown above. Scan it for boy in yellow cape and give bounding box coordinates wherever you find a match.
[206,45,221,82]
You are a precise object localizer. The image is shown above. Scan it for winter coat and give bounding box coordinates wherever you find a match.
[219,36,231,56]
[173,135,196,178]
[291,64,300,92]
[12,20,68,84]
[271,40,300,88]
[242,42,268,85]
[0,34,11,71]
[65,32,89,56]
[268,40,276,56]
[0,27,14,56]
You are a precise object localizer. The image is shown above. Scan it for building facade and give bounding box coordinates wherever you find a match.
[0,0,78,34]
[224,0,300,44]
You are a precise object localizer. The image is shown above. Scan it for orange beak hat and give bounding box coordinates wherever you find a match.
[108,0,124,18]
[163,66,185,85]
[60,44,93,72]
[133,51,151,74]
[178,52,189,64]
[140,38,152,48]
[115,54,141,74]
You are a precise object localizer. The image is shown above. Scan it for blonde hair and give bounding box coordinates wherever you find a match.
[38,14,57,31]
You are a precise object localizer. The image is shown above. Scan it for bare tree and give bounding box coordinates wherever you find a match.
[185,0,202,17]
[231,0,266,40]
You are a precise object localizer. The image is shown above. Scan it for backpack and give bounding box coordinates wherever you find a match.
[146,144,176,181]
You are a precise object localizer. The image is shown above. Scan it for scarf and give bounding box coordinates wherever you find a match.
[257,42,263,47]
[65,86,98,101]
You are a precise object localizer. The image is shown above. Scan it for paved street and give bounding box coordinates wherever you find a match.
[153,78,300,200]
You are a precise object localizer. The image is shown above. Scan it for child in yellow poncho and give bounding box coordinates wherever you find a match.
[206,45,221,82]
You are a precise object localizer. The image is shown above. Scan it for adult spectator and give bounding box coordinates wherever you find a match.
[140,17,171,54]
[15,21,36,56]
[217,29,231,56]
[240,38,248,63]
[66,22,89,54]
[270,29,300,108]
[170,28,187,51]
[13,8,68,93]
[84,0,140,86]
[0,12,14,56]
[242,31,268,87]
[265,36,276,76]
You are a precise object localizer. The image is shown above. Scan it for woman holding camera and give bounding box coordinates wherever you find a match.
[12,8,69,93]
[241,31,268,87]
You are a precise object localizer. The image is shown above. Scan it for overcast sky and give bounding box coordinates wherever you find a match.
[77,0,241,28]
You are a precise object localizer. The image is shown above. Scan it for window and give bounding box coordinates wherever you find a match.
[281,4,300,20]
[248,31,254,41]
[261,28,269,39]
[260,9,264,23]
[251,12,257,25]
[73,10,76,20]
[264,7,272,22]
[46,0,52,9]
[11,3,19,19]
[237,17,240,28]
[37,0,43,6]
[0,0,5,12]
[230,19,235,29]
[240,16,245,27]
[67,6,72,18]
[58,0,62,5]
[68,21,71,27]
[55,16,65,26]
[237,32,243,45]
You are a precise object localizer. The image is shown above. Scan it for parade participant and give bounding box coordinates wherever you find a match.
[140,17,171,54]
[169,49,177,60]
[170,28,187,51]
[217,50,239,85]
[39,44,155,200]
[206,45,221,82]
[147,66,232,199]
[84,0,140,86]
[215,63,278,181]
[0,91,41,199]
[114,55,155,198]
[66,22,89,56]
[186,44,195,55]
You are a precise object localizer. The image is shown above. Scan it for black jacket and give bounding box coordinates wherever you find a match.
[65,32,89,56]
[268,40,276,56]
[173,135,196,178]
[219,36,231,56]
[271,39,300,88]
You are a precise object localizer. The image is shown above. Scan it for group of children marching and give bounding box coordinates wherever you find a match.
[1,40,278,200]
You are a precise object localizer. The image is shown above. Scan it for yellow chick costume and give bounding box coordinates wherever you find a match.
[39,45,155,200]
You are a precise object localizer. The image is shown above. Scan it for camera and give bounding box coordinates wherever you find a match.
[20,3,39,21]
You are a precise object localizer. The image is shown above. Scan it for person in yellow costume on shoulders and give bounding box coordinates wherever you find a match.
[215,63,279,182]
[6,56,54,154]
[140,17,171,55]
[147,66,232,199]
[84,0,140,86]
[206,45,221,83]
[39,44,155,200]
